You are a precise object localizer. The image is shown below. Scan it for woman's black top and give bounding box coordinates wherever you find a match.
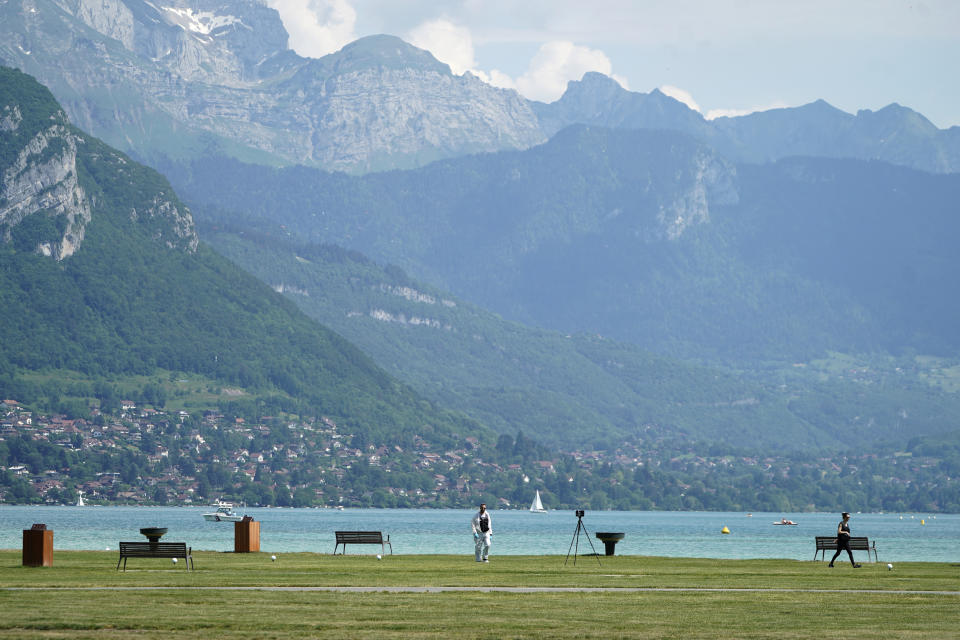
[837,521,851,547]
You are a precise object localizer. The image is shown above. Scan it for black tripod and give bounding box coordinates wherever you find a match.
[565,510,601,566]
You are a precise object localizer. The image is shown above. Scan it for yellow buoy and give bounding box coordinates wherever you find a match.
[721,526,730,534]
[921,519,925,525]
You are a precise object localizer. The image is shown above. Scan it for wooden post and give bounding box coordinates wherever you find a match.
[234,517,260,553]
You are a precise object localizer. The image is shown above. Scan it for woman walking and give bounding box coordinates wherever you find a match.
[829,512,861,568]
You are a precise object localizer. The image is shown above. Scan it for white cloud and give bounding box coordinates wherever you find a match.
[406,19,475,75]
[704,108,752,120]
[706,101,791,120]
[265,0,357,59]
[514,41,625,103]
[659,85,701,113]
[484,69,516,90]
[659,85,792,120]
[406,19,516,90]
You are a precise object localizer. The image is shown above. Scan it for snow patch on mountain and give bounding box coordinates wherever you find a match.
[160,6,247,36]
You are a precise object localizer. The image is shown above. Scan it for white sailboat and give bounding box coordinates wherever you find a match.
[76,490,85,506]
[529,490,547,513]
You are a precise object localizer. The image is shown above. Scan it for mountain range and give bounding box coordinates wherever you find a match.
[178,127,960,364]
[2,0,958,175]
[2,1,959,458]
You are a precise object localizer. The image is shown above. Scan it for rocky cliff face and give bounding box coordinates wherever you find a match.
[0,102,90,260]
[0,66,198,258]
[288,53,545,172]
[60,0,288,83]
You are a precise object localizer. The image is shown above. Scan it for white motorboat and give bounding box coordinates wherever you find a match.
[529,490,547,513]
[202,501,243,522]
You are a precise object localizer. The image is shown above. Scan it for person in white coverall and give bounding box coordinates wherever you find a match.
[471,503,492,562]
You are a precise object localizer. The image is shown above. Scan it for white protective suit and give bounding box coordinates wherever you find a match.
[471,508,492,561]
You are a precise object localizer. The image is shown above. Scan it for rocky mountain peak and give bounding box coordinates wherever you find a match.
[535,72,707,139]
[277,35,542,173]
[564,71,627,98]
[857,103,938,134]
[321,34,451,76]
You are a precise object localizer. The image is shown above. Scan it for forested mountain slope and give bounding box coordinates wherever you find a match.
[201,225,960,454]
[0,66,476,449]
[177,127,960,365]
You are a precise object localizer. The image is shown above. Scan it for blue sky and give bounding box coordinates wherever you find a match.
[265,0,960,128]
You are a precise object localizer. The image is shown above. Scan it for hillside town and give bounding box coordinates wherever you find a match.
[2,400,957,512]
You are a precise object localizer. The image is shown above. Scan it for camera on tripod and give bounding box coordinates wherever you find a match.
[566,508,600,566]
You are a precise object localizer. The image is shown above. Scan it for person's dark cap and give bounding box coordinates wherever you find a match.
[842,512,850,517]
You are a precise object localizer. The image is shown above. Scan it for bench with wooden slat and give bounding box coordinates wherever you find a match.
[814,536,878,562]
[117,541,194,571]
[334,531,392,555]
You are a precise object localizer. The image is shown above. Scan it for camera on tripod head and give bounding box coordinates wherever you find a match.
[565,508,600,566]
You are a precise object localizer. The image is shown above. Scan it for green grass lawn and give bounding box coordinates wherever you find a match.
[1,551,958,638]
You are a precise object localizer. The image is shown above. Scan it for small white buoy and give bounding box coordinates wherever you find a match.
[271,555,277,562]
[172,557,178,564]
[376,554,382,560]
[887,563,894,570]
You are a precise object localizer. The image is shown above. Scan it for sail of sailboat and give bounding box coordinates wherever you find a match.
[529,489,547,513]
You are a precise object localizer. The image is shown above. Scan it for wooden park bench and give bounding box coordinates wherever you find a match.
[814,536,878,563]
[117,541,194,571]
[334,531,392,556]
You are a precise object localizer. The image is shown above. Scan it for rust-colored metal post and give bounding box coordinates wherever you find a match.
[23,526,53,567]
[234,517,260,553]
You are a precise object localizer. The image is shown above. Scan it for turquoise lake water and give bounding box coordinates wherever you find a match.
[2,506,957,562]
